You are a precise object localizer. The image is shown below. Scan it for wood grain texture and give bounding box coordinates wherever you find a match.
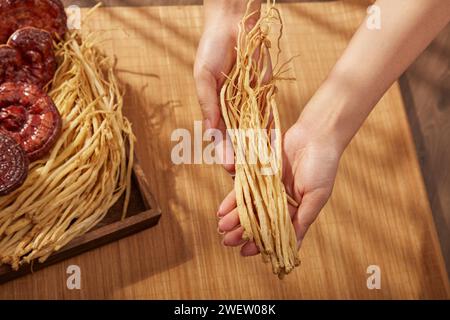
[0,162,162,284]
[63,0,450,286]
[61,0,335,7]
[400,24,450,279]
[0,2,448,299]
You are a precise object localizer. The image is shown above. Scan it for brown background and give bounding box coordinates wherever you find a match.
[0,0,448,299]
[63,0,450,281]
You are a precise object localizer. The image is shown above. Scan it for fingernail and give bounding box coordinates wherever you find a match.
[240,251,249,257]
[217,204,223,216]
[217,227,225,235]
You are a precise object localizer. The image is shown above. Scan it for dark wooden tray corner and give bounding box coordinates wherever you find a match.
[0,159,161,284]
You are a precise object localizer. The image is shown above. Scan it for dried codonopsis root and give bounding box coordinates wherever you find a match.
[0,26,134,270]
[220,0,300,278]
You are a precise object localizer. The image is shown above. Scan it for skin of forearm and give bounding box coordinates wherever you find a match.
[204,0,261,24]
[297,0,450,154]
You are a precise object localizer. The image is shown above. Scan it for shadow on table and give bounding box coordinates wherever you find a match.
[399,24,450,281]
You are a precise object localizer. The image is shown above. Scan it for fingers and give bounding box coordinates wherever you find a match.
[219,222,259,256]
[217,189,295,255]
[240,241,259,256]
[217,190,257,254]
[194,66,235,173]
[193,66,221,130]
[218,190,327,255]
[217,190,236,217]
[218,208,240,232]
[236,204,294,256]
[213,120,235,173]
[292,190,329,246]
[222,226,246,247]
[288,202,298,219]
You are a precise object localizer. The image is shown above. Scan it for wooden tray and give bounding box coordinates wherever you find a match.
[0,160,162,284]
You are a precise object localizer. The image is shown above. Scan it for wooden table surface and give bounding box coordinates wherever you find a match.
[1,2,449,299]
[400,24,450,278]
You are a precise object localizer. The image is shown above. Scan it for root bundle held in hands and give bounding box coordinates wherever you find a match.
[220,0,300,278]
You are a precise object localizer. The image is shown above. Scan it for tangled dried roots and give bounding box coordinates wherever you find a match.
[0,27,135,270]
[220,0,300,278]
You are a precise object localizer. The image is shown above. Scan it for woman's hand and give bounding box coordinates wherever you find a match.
[208,0,450,256]
[217,122,342,255]
[194,0,261,173]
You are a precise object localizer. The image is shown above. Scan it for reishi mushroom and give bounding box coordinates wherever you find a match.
[0,132,29,196]
[0,27,57,89]
[0,82,62,162]
[0,0,66,196]
[0,0,67,44]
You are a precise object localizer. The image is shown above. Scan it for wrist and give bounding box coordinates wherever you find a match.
[205,0,261,15]
[204,0,261,27]
[295,73,359,156]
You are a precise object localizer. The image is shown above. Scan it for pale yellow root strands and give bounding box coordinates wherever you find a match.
[220,0,300,278]
[0,29,135,270]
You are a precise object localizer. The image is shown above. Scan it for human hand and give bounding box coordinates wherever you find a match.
[194,0,261,172]
[216,121,342,255]
[211,0,450,257]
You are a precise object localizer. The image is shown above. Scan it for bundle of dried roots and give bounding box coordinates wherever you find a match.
[220,0,300,278]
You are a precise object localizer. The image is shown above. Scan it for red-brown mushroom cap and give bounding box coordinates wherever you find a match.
[0,27,56,89]
[0,132,29,196]
[0,0,67,44]
[0,82,62,162]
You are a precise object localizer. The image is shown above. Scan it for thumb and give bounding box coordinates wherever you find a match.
[292,190,328,247]
[194,67,221,130]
